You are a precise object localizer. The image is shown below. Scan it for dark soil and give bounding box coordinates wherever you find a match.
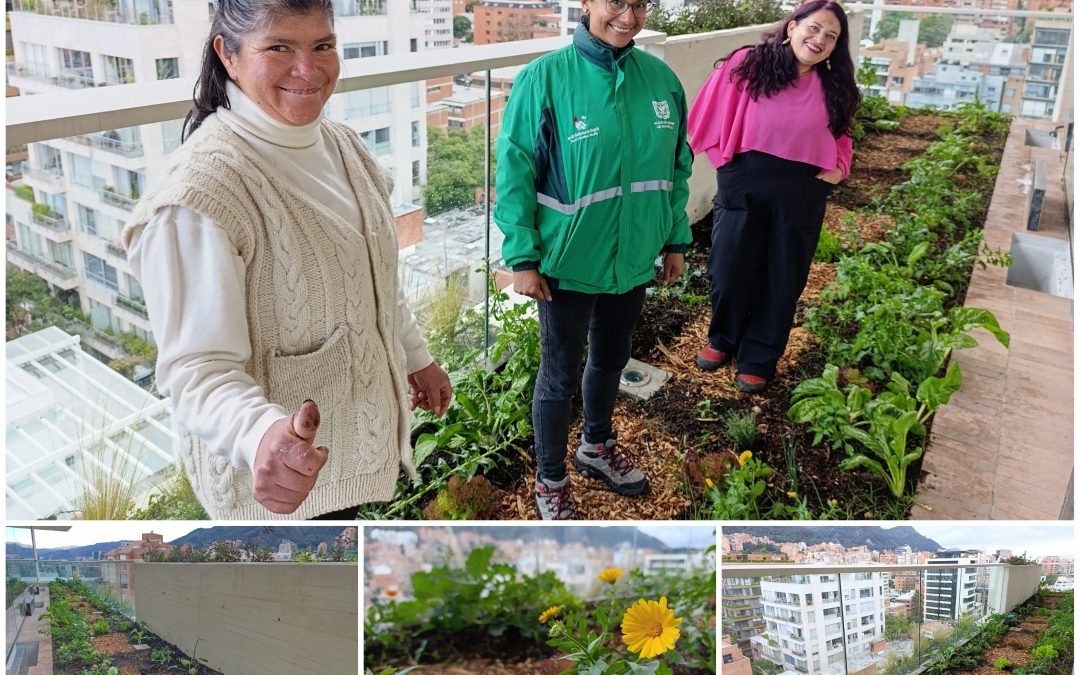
[961,592,1068,675]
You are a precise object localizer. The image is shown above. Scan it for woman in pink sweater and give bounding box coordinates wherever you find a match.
[687,0,860,393]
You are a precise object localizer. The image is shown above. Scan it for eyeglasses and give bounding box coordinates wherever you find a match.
[605,0,656,18]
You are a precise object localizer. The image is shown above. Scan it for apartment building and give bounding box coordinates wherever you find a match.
[473,0,560,44]
[752,573,886,675]
[1040,556,1075,577]
[1021,20,1071,119]
[722,575,765,657]
[722,635,753,675]
[416,0,455,49]
[6,0,430,364]
[924,552,981,622]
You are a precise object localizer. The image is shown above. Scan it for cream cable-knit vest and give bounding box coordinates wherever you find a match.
[123,114,418,519]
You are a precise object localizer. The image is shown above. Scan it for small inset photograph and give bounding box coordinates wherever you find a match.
[363,524,716,674]
[720,523,1074,675]
[6,523,358,675]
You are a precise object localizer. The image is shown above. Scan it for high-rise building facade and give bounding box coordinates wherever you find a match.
[924,552,981,622]
[753,573,885,675]
[722,575,766,656]
[1021,20,1071,119]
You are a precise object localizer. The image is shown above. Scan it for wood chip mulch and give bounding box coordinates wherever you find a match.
[981,644,1032,668]
[420,657,565,674]
[93,633,134,654]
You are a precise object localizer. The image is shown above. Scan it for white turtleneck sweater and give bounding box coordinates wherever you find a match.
[128,82,431,475]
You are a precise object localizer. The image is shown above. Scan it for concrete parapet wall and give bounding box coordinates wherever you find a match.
[988,565,1044,614]
[134,563,357,675]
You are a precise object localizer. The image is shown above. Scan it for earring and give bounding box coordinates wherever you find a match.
[826,58,831,71]
[782,37,791,45]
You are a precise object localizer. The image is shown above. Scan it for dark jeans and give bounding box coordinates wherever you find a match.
[533,280,648,482]
[706,151,833,379]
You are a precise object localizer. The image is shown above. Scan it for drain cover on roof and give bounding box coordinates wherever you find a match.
[618,358,671,401]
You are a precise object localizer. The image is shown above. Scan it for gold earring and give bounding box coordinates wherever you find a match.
[826,58,831,71]
[782,37,791,45]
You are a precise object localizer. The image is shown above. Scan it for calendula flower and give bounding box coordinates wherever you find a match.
[538,606,560,623]
[787,491,797,498]
[598,567,623,584]
[621,597,682,659]
[830,499,839,506]
[548,620,567,638]
[704,477,715,488]
[738,450,753,466]
[385,588,399,597]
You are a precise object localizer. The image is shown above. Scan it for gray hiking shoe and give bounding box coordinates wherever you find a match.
[535,475,578,520]
[573,437,649,496]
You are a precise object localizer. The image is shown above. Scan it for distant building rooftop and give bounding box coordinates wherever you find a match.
[5,326,177,519]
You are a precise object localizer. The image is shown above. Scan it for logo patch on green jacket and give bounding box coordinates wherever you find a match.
[653,100,675,131]
[568,114,599,143]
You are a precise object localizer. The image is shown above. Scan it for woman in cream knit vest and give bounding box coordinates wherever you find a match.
[122,0,452,520]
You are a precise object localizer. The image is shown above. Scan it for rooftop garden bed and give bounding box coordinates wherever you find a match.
[42,579,220,675]
[362,98,1012,522]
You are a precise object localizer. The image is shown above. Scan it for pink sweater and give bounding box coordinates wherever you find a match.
[688,48,853,178]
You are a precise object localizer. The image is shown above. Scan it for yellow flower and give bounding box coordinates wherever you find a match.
[787,491,797,498]
[384,588,399,597]
[830,499,839,506]
[738,450,753,466]
[704,477,715,489]
[538,606,560,623]
[621,596,682,659]
[598,567,623,584]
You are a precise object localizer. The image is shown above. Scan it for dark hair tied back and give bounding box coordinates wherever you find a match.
[720,0,860,138]
[182,0,334,141]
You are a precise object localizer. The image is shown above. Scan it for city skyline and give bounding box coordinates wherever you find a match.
[5,523,349,550]
[724,524,1075,558]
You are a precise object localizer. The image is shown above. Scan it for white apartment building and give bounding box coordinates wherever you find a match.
[752,572,886,675]
[416,0,455,48]
[7,0,428,362]
[924,553,981,622]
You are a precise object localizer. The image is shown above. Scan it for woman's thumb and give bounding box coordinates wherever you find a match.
[292,399,321,442]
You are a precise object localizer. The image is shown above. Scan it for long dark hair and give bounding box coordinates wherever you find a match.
[721,0,859,138]
[182,0,335,141]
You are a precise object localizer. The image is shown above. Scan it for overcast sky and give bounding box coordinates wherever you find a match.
[9,524,237,549]
[637,525,716,549]
[911,524,1075,558]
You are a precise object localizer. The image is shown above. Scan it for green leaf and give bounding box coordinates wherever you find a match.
[465,546,495,577]
[916,361,963,412]
[626,661,660,674]
[412,437,437,467]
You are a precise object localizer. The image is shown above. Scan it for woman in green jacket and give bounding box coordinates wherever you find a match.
[494,0,692,519]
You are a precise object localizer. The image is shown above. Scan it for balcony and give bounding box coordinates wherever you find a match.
[6,241,79,290]
[105,240,128,259]
[90,132,143,158]
[101,187,137,210]
[9,0,174,25]
[115,293,149,320]
[26,167,65,191]
[31,208,68,231]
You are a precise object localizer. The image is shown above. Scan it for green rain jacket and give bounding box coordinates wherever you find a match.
[494,22,693,295]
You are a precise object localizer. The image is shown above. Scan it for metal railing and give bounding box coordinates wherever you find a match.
[101,187,136,210]
[31,209,69,230]
[6,241,79,287]
[115,293,148,319]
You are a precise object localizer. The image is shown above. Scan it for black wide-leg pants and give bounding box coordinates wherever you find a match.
[706,151,834,380]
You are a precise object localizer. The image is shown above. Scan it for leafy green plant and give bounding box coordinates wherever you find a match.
[994,657,1012,669]
[701,451,771,519]
[14,184,35,201]
[151,647,174,664]
[91,617,110,635]
[129,624,149,646]
[722,411,758,449]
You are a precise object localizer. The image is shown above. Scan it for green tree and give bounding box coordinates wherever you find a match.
[647,0,785,36]
[885,613,913,640]
[423,124,494,215]
[873,12,914,42]
[911,590,922,624]
[453,15,472,42]
[1044,573,1059,586]
[919,14,954,48]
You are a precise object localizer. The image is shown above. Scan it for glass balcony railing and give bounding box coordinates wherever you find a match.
[116,293,149,319]
[91,133,144,158]
[101,187,137,210]
[6,559,136,618]
[722,562,1044,675]
[31,210,69,231]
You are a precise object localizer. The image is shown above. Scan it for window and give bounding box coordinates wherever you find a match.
[411,82,421,108]
[162,119,183,154]
[410,38,418,52]
[412,160,421,187]
[156,57,179,80]
[126,273,145,302]
[360,127,391,155]
[344,87,391,118]
[103,55,136,84]
[48,240,74,269]
[412,121,420,147]
[83,253,119,291]
[69,154,94,188]
[722,654,733,664]
[58,48,93,85]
